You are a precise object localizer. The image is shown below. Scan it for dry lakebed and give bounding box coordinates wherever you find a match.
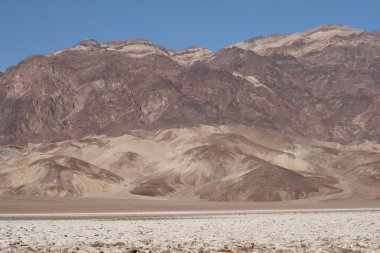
[0,209,380,253]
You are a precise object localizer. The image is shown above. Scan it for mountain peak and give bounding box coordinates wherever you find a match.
[309,24,358,32]
[372,30,380,38]
[100,38,154,47]
[76,38,100,47]
[228,24,365,56]
[301,24,363,37]
[48,38,171,59]
[170,46,214,65]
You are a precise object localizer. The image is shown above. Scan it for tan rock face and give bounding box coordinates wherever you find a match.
[1,155,122,197]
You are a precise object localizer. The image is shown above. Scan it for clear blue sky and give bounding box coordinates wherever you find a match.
[1,0,380,70]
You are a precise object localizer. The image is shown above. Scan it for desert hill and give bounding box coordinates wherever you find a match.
[1,125,379,201]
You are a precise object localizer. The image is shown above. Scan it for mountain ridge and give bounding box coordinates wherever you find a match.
[2,24,380,145]
[1,24,380,201]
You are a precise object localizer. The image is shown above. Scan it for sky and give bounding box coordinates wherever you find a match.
[1,0,380,70]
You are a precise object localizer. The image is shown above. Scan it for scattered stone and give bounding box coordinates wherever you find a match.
[91,241,105,247]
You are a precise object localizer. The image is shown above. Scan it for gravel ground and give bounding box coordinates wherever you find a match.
[1,210,380,252]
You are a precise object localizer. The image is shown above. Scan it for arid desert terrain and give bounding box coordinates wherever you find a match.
[2,23,380,252]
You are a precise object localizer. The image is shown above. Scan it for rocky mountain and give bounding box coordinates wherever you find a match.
[1,25,380,201]
[2,24,380,145]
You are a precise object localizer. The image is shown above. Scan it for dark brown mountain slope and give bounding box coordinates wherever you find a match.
[0,25,380,145]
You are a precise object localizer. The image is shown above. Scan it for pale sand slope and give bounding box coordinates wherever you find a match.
[1,210,380,252]
[2,125,380,201]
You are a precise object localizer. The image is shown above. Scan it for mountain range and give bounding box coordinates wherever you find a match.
[1,24,380,201]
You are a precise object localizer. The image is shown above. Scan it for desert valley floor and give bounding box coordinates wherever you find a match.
[1,195,380,214]
[0,208,379,253]
[0,196,380,252]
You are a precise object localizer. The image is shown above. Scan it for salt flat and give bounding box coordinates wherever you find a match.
[1,210,380,252]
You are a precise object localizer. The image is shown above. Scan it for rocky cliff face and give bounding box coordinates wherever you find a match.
[1,25,380,145]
